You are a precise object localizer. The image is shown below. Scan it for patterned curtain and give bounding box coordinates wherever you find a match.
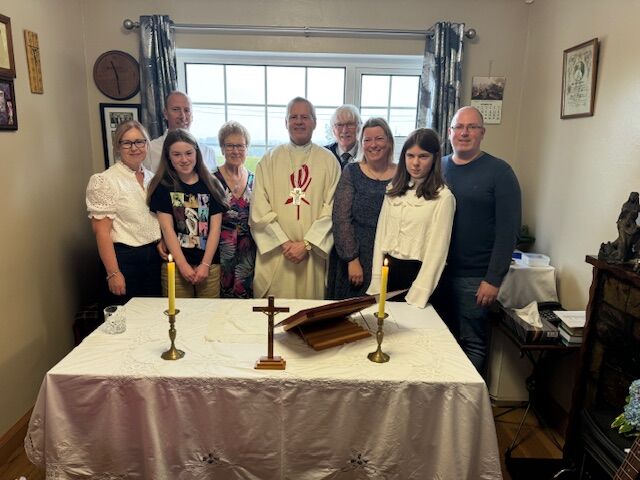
[139,15,177,140]
[416,22,465,155]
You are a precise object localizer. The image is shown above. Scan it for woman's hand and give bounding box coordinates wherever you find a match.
[192,263,210,285]
[108,272,126,296]
[348,258,364,286]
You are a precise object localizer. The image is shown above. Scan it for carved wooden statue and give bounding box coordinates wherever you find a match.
[599,192,640,264]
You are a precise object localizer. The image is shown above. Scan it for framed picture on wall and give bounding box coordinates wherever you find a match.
[0,78,17,130]
[99,103,141,168]
[561,38,599,119]
[0,14,16,78]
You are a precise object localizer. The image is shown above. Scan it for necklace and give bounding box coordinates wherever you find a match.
[220,164,247,194]
[362,161,391,181]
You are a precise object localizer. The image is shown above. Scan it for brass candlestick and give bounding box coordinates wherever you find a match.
[368,312,390,363]
[161,309,185,360]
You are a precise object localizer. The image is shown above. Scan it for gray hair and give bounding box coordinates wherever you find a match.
[218,120,251,147]
[286,97,316,120]
[330,104,362,128]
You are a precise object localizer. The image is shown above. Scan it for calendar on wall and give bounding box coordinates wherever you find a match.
[470,76,506,125]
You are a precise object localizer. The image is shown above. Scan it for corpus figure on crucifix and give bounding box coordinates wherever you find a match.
[253,296,290,370]
[250,97,341,300]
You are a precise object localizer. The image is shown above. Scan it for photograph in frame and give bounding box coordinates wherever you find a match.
[0,78,17,130]
[99,103,141,168]
[0,14,16,78]
[561,38,599,119]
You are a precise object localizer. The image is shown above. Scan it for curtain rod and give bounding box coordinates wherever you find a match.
[122,19,477,40]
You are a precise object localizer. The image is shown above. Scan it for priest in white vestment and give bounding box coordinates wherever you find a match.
[250,97,341,299]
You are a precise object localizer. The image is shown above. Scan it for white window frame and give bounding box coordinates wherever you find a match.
[176,49,422,154]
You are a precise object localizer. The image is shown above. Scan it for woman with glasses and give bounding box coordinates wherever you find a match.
[367,128,455,307]
[328,117,396,300]
[86,120,162,305]
[213,121,257,298]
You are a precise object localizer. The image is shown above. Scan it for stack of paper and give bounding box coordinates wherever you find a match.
[555,311,586,346]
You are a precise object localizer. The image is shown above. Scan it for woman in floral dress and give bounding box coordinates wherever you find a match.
[213,121,256,298]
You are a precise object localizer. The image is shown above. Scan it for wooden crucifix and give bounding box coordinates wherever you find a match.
[253,296,289,370]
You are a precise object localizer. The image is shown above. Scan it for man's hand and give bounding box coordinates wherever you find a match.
[282,241,308,264]
[476,280,499,307]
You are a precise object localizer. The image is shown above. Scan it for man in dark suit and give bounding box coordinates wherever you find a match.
[325,104,362,169]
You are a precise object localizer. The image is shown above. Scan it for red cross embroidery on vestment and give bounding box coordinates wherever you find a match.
[284,164,312,220]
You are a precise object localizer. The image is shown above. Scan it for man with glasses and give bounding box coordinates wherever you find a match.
[325,104,362,169]
[250,97,340,299]
[432,106,521,374]
[144,91,216,173]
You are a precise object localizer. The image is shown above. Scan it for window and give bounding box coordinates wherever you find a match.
[178,49,422,166]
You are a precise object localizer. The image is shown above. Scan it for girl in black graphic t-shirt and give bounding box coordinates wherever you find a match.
[148,129,228,298]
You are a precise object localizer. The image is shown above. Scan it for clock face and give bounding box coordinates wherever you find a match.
[93,50,140,100]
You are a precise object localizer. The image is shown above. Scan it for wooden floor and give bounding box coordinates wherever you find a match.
[0,404,564,480]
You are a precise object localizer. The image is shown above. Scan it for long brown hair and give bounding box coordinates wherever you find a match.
[147,129,228,210]
[387,128,445,200]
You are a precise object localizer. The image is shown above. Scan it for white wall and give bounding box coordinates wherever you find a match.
[0,0,95,434]
[516,0,640,309]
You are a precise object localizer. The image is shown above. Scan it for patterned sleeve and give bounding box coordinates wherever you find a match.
[332,163,359,262]
[86,173,117,220]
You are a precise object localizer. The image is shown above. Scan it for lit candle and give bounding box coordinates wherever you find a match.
[378,258,389,317]
[167,254,176,315]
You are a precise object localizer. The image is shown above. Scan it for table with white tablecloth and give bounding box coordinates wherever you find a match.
[25,298,502,479]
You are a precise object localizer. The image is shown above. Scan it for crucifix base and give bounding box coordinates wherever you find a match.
[255,356,286,370]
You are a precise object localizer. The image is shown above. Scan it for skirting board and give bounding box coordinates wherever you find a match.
[0,407,33,466]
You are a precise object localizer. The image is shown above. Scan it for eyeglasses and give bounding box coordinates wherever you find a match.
[450,124,484,133]
[362,135,388,144]
[334,122,358,130]
[223,143,247,151]
[119,139,147,149]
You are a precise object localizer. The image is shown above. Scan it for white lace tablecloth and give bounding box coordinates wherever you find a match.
[25,298,502,480]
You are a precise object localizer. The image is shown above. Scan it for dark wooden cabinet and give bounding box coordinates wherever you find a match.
[564,256,639,477]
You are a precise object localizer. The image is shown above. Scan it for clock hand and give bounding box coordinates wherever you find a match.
[110,60,121,94]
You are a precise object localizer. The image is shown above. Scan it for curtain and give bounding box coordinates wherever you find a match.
[139,15,177,140]
[416,22,465,155]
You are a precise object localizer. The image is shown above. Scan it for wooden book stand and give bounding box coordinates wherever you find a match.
[275,296,376,351]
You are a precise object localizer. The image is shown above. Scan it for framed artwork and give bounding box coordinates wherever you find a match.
[99,103,141,168]
[24,30,43,93]
[0,14,16,78]
[0,78,17,130]
[561,38,599,119]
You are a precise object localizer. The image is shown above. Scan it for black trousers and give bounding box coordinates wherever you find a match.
[385,255,422,301]
[102,242,161,307]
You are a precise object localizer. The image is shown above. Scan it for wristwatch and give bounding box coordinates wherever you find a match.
[304,240,312,251]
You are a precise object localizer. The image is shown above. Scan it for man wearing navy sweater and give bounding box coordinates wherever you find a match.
[433,106,521,374]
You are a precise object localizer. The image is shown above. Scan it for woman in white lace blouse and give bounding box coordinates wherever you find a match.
[86,120,161,305]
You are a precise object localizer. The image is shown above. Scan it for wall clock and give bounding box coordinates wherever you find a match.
[93,50,140,100]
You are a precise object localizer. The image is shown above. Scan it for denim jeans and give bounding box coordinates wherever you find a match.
[104,242,161,306]
[432,275,489,374]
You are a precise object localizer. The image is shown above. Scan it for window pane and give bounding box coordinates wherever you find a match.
[191,104,225,147]
[227,105,266,148]
[361,107,389,121]
[267,67,305,105]
[307,68,345,107]
[389,108,417,136]
[267,106,288,147]
[227,65,265,104]
[186,64,224,103]
[312,107,336,146]
[361,75,390,107]
[390,76,419,108]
